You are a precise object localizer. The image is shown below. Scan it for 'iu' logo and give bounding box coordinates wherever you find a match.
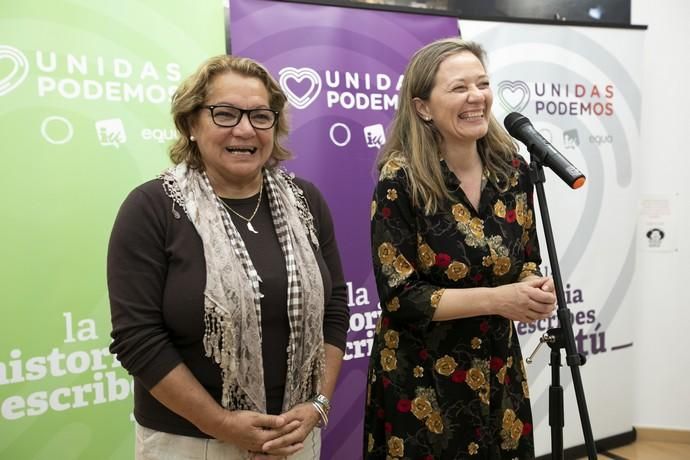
[278,67,322,110]
[96,119,127,148]
[497,80,530,113]
[563,129,580,149]
[0,45,29,96]
[364,124,385,149]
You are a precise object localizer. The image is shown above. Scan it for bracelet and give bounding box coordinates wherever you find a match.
[312,393,331,413]
[311,400,329,427]
[311,393,331,428]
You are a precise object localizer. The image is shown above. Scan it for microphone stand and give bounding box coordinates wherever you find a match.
[525,156,598,460]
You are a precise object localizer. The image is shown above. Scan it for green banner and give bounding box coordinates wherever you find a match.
[0,1,225,458]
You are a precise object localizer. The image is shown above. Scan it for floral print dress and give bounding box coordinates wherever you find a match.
[364,155,542,460]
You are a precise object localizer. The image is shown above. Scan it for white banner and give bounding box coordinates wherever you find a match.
[459,20,643,456]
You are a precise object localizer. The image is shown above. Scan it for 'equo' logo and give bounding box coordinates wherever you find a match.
[0,45,29,96]
[497,80,530,113]
[278,67,321,110]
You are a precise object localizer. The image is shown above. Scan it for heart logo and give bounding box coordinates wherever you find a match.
[278,67,322,110]
[497,80,530,113]
[0,45,29,96]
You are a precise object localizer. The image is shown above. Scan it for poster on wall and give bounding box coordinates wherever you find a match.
[638,194,678,253]
[458,20,644,455]
[0,1,225,458]
[227,0,458,458]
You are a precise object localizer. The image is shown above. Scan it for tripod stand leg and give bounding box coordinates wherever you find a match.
[550,348,564,460]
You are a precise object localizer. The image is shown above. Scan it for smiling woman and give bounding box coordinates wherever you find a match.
[363,38,556,459]
[107,55,349,460]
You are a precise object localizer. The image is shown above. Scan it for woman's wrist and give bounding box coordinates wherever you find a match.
[473,287,496,316]
[197,405,232,439]
[310,393,330,428]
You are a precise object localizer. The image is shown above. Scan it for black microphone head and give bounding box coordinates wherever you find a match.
[503,112,529,135]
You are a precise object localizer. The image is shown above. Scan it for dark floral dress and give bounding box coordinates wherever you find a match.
[363,155,542,460]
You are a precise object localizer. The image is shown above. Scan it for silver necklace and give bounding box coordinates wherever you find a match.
[219,183,263,234]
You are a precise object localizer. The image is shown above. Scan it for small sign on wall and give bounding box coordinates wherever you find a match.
[639,194,679,252]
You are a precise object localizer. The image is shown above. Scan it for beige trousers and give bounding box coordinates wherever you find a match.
[135,423,321,460]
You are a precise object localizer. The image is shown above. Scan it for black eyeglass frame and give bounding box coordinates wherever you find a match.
[201,104,280,130]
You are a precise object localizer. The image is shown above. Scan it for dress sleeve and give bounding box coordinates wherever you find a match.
[516,157,544,280]
[298,180,349,352]
[107,184,183,389]
[371,165,444,330]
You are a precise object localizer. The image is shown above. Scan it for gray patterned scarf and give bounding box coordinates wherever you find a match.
[160,163,324,413]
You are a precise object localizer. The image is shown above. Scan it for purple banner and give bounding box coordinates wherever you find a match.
[228,1,457,457]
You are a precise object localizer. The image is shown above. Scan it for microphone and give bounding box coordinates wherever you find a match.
[504,112,586,189]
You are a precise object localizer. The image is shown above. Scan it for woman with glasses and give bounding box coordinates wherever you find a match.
[107,55,349,459]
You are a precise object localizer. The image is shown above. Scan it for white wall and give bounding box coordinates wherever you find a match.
[631,0,690,430]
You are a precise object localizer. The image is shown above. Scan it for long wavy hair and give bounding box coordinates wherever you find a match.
[169,55,291,169]
[378,37,517,214]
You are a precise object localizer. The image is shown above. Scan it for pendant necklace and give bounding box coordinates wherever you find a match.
[219,182,263,234]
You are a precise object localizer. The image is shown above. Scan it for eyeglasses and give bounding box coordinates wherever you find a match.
[202,105,279,130]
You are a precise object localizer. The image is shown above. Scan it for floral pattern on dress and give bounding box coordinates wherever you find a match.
[364,155,541,459]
